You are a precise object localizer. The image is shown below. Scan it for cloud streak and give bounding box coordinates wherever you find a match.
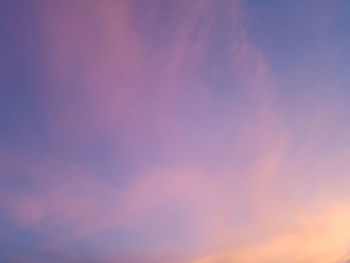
[1,0,349,262]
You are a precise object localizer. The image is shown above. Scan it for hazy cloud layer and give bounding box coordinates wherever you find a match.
[1,0,350,262]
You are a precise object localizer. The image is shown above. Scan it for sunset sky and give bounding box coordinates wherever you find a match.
[1,0,350,262]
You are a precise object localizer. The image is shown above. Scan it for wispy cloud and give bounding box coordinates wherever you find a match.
[0,0,349,262]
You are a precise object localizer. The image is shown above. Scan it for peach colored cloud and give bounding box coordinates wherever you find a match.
[191,201,350,263]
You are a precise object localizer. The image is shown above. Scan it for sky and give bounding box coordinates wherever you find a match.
[1,0,350,262]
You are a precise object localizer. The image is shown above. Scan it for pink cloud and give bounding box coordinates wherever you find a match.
[2,1,350,262]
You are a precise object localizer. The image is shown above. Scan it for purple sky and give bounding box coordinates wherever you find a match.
[1,1,350,262]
